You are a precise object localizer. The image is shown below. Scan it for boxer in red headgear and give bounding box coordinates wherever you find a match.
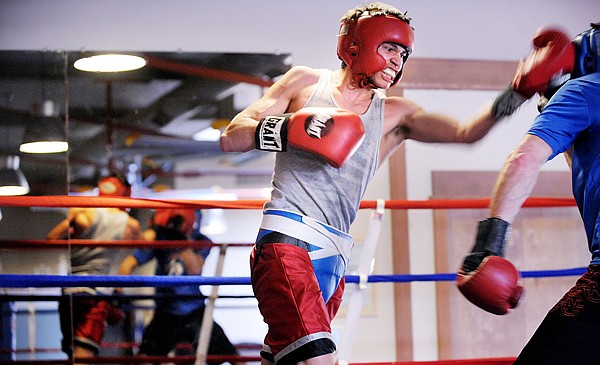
[47,174,141,361]
[117,209,244,364]
[337,6,414,88]
[150,208,196,235]
[220,3,562,364]
[97,174,131,197]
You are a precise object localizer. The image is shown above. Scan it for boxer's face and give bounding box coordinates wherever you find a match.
[371,42,408,88]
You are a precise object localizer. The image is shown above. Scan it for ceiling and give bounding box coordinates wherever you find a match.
[0,50,291,195]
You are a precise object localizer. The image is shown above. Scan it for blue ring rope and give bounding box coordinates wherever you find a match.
[0,267,587,288]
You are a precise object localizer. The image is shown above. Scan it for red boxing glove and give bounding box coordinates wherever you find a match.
[457,256,523,315]
[105,301,125,325]
[512,26,576,98]
[255,107,365,168]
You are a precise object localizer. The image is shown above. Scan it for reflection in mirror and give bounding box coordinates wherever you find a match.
[0,50,69,361]
[64,51,291,193]
[0,50,291,361]
[0,50,69,196]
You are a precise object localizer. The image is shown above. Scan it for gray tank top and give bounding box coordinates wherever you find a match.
[265,69,384,232]
[70,208,128,276]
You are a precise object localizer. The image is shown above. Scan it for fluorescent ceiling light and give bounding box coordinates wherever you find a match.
[19,141,69,154]
[74,54,146,72]
[0,156,30,196]
[0,170,30,196]
[19,114,69,154]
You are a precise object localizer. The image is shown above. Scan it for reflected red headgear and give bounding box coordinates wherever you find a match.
[97,175,131,197]
[152,209,196,235]
[337,14,414,88]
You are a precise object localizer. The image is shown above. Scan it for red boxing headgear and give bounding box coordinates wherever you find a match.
[152,209,196,234]
[97,176,131,197]
[337,14,414,88]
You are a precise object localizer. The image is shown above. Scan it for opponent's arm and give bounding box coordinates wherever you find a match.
[456,134,553,315]
[114,254,140,296]
[117,255,140,276]
[489,134,553,222]
[175,248,205,276]
[124,216,142,240]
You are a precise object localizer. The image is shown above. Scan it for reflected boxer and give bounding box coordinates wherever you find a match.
[117,209,244,365]
[47,174,141,363]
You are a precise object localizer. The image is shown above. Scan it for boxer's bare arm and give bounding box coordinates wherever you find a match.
[220,66,320,152]
[488,134,553,223]
[47,208,93,239]
[380,26,575,160]
[124,216,142,240]
[117,255,139,276]
[46,219,71,240]
[378,97,499,165]
[177,248,205,276]
[402,104,498,143]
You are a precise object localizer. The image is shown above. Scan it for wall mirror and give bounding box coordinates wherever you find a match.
[0,49,291,360]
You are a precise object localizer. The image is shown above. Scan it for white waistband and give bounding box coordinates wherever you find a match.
[259,209,354,263]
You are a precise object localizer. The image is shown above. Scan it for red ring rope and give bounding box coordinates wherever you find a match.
[0,239,254,249]
[0,195,576,210]
[0,195,574,365]
[0,356,519,364]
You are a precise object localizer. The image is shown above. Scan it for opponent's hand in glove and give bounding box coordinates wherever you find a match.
[512,27,575,98]
[492,26,575,119]
[255,107,365,168]
[456,217,523,315]
[105,300,125,325]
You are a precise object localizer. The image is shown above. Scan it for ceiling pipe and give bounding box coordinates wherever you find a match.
[144,56,275,88]
[0,106,193,141]
[21,153,271,177]
[149,166,273,177]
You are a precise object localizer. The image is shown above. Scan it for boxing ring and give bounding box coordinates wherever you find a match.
[0,194,583,365]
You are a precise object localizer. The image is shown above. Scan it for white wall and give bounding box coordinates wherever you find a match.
[2,0,598,362]
[1,0,596,67]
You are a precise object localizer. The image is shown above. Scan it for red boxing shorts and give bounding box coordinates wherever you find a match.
[59,296,110,356]
[251,209,351,364]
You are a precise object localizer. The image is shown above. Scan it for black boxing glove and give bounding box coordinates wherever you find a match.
[461,217,511,273]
